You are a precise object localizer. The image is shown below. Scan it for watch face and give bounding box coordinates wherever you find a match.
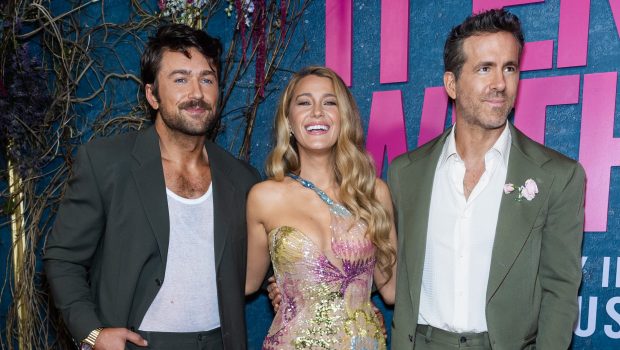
[80,344,93,350]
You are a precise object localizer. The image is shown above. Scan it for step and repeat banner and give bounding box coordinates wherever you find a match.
[242,1,619,348]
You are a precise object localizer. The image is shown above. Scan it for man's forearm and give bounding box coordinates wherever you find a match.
[44,258,102,340]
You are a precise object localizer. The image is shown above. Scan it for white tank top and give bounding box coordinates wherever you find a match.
[139,186,220,332]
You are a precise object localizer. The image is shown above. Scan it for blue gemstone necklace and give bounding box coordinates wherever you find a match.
[287,173,350,217]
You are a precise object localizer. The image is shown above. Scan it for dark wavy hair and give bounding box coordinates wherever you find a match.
[140,23,222,120]
[444,8,525,79]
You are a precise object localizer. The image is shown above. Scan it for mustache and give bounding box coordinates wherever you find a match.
[485,90,506,99]
[179,99,213,111]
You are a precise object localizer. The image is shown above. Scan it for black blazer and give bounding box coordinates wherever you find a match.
[44,126,260,350]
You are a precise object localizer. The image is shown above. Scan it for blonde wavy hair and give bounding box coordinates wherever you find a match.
[266,66,395,282]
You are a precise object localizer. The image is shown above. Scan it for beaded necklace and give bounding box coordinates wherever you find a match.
[287,173,351,217]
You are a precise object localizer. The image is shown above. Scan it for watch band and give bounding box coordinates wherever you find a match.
[81,327,103,348]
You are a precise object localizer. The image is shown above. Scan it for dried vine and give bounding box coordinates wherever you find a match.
[0,0,310,348]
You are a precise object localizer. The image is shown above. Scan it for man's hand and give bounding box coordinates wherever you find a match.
[266,276,282,312]
[371,302,387,339]
[94,328,147,350]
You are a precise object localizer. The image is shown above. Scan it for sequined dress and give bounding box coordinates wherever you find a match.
[263,174,385,350]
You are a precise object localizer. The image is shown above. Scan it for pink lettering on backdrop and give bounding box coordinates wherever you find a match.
[611,0,620,37]
[380,0,409,83]
[472,0,552,71]
[520,41,553,71]
[366,90,408,174]
[513,75,580,144]
[557,0,590,68]
[419,87,450,146]
[579,72,620,232]
[325,0,352,86]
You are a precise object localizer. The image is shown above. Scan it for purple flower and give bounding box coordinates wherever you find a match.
[0,43,51,177]
[246,0,255,13]
[503,183,515,194]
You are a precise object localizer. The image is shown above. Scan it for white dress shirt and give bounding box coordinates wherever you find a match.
[418,124,511,333]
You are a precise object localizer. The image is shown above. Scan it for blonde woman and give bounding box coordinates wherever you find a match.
[246,66,397,349]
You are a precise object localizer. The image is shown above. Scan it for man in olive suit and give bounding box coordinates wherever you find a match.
[388,9,585,350]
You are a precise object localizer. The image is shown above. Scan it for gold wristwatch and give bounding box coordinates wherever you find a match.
[80,327,103,349]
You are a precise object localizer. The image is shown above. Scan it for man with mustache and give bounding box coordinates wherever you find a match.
[44,24,259,350]
[389,9,585,349]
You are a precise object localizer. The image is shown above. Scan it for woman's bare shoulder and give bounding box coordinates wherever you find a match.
[249,178,297,204]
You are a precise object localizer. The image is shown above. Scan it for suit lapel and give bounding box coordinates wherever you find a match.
[401,131,450,309]
[486,125,554,302]
[129,130,237,271]
[205,141,237,269]
[131,126,170,266]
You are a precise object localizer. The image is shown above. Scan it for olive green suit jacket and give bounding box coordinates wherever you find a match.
[388,124,585,350]
[44,126,260,350]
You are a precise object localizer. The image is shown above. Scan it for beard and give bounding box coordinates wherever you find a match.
[159,99,216,136]
[457,91,514,130]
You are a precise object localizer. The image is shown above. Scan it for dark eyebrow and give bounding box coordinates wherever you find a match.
[477,61,497,67]
[168,69,190,77]
[475,60,520,69]
[200,70,217,76]
[505,60,519,69]
[168,69,216,78]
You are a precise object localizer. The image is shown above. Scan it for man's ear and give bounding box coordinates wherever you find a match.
[145,83,159,110]
[443,72,457,100]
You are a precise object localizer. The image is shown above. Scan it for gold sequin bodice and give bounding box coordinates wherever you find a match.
[263,219,385,350]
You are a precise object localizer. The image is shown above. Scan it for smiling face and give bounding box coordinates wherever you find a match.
[287,75,341,155]
[145,47,219,136]
[444,31,520,131]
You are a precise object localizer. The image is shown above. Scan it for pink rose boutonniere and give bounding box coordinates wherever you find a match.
[504,178,539,201]
[520,179,539,201]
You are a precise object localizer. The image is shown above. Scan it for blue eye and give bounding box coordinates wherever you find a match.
[174,78,187,83]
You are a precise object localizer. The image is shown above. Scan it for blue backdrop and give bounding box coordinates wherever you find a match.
[236,1,620,349]
[0,0,617,349]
